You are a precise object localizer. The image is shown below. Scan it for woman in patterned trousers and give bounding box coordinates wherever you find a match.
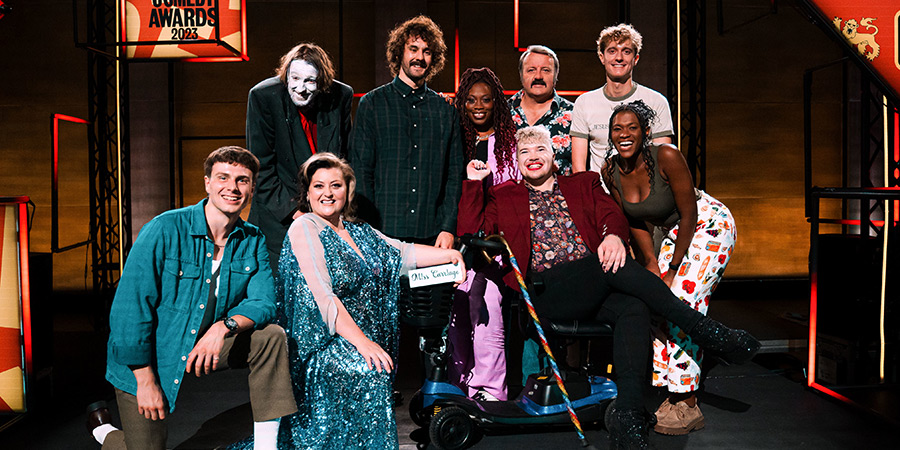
[602,100,737,436]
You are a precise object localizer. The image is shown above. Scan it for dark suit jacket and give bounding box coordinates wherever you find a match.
[457,171,630,291]
[246,77,353,256]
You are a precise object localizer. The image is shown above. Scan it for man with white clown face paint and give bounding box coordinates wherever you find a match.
[287,58,319,108]
[246,43,354,270]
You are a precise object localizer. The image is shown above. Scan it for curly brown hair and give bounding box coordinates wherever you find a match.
[385,15,447,83]
[275,43,336,93]
[602,100,657,189]
[454,67,517,180]
[596,23,643,57]
[297,153,358,222]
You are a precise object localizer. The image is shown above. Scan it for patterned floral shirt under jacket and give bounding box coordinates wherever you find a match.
[509,90,575,176]
[527,181,590,272]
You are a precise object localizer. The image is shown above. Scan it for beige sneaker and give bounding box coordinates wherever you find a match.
[653,400,705,435]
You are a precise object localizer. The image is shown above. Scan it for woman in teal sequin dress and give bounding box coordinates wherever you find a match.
[235,153,465,449]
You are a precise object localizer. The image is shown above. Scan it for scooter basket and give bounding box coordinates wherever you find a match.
[398,275,455,328]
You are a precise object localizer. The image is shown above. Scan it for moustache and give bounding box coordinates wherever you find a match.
[530,80,547,87]
[410,60,428,68]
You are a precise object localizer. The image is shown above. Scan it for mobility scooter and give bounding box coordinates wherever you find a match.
[399,235,618,449]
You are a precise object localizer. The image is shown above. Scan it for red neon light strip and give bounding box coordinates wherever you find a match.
[454,29,460,92]
[502,90,586,97]
[52,114,91,191]
[808,273,817,386]
[119,0,126,47]
[819,219,887,226]
[18,201,33,378]
[513,0,520,48]
[809,382,854,404]
[53,114,89,124]
[241,0,248,60]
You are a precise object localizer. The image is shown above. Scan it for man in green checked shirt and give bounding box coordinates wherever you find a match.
[350,15,464,249]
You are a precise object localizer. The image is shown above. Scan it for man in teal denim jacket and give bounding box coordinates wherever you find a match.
[91,147,297,450]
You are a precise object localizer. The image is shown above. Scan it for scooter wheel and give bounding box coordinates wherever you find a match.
[429,406,474,450]
[603,398,617,430]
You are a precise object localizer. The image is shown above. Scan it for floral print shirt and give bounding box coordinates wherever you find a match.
[509,90,575,176]
[527,181,590,272]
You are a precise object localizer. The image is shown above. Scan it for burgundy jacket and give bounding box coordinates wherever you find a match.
[457,171,630,291]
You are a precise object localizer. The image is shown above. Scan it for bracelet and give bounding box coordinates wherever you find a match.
[668,261,680,272]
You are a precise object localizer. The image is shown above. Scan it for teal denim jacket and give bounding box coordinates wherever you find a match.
[105,199,276,412]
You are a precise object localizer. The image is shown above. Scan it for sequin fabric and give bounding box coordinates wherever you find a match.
[231,221,403,449]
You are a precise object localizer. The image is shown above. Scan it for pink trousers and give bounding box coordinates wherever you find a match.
[447,261,508,400]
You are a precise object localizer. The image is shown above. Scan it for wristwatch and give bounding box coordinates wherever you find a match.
[668,261,681,272]
[223,317,239,335]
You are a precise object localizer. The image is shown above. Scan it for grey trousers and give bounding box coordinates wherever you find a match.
[102,324,297,450]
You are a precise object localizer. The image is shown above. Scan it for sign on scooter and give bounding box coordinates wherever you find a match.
[408,262,464,288]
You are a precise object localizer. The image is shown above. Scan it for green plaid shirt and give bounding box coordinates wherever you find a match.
[350,77,464,239]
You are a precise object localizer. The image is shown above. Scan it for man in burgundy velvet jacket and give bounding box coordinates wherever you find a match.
[457,126,631,300]
[455,126,759,448]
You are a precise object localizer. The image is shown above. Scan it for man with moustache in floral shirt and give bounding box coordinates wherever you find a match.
[509,45,575,176]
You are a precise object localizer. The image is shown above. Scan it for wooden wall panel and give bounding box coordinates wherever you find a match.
[0,0,860,289]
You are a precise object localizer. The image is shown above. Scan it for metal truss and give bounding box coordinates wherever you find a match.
[84,0,130,305]
[667,0,707,189]
[857,78,898,237]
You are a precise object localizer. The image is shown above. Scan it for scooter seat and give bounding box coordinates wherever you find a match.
[544,319,614,337]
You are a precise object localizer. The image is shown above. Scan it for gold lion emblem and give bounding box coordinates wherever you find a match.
[833,16,880,61]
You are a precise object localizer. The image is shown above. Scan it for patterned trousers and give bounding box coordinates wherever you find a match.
[651,191,736,393]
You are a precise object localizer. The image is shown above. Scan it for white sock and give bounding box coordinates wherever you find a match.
[92,423,118,445]
[253,419,280,450]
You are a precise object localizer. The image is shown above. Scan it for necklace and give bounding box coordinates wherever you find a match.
[474,130,493,142]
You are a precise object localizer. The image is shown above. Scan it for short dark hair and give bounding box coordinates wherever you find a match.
[385,15,447,83]
[204,146,260,182]
[297,153,358,222]
[275,43,336,92]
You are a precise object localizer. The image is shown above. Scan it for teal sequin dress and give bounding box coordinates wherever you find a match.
[233,215,411,449]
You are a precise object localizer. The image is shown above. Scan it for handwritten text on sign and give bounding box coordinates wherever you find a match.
[408,263,464,288]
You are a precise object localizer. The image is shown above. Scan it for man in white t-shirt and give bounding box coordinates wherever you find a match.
[571,24,674,177]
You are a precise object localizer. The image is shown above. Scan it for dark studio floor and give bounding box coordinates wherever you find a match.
[0,279,896,449]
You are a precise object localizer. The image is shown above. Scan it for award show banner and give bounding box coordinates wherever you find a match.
[812,0,900,98]
[121,0,247,61]
[0,197,31,413]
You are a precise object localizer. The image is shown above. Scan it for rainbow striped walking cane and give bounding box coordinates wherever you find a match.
[482,234,597,449]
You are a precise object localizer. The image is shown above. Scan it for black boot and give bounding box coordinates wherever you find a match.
[690,316,760,365]
[608,406,653,450]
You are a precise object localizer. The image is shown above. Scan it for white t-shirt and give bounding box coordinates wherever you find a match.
[570,82,674,175]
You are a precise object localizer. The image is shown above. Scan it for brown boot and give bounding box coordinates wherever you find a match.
[653,400,705,435]
[653,399,675,424]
